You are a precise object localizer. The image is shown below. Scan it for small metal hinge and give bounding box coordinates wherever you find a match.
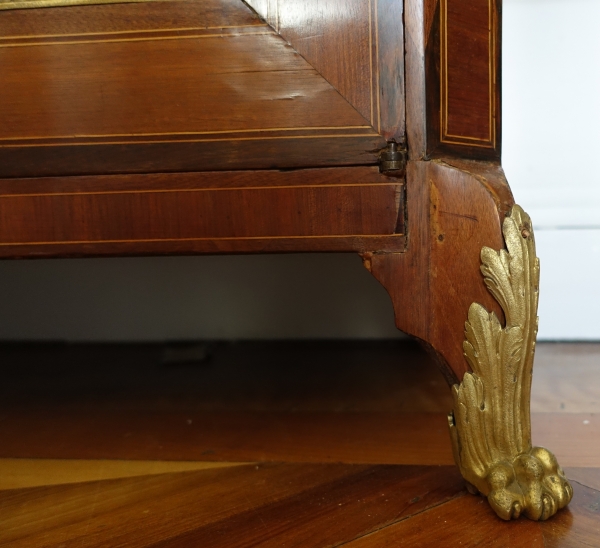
[379,142,407,174]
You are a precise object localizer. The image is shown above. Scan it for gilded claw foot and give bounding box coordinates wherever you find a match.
[482,447,573,521]
[448,206,572,521]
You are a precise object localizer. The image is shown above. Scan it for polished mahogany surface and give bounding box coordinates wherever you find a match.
[405,0,501,160]
[246,0,406,142]
[0,167,406,258]
[0,0,410,256]
[0,0,385,177]
[0,0,517,386]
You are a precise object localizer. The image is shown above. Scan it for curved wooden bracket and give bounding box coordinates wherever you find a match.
[365,159,511,382]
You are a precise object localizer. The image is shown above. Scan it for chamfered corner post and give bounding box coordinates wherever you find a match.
[365,0,572,520]
[367,158,573,522]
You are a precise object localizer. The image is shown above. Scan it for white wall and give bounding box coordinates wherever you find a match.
[0,0,596,341]
[503,0,600,339]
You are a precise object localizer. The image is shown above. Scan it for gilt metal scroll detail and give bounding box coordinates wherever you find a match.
[448,205,572,521]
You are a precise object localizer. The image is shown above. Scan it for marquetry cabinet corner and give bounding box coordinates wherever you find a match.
[0,0,571,521]
[366,0,572,520]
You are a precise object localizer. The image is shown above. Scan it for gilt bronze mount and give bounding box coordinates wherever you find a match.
[449,205,573,520]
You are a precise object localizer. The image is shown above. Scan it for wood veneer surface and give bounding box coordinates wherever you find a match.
[0,0,263,35]
[245,0,406,141]
[405,0,501,160]
[0,0,385,176]
[0,167,406,258]
[0,341,598,545]
[1,33,369,140]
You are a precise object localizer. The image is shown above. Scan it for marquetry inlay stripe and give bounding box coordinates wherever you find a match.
[367,0,381,132]
[0,0,182,10]
[0,182,400,199]
[0,27,273,48]
[0,235,406,248]
[373,0,381,134]
[0,132,379,148]
[0,25,266,42]
[440,0,496,148]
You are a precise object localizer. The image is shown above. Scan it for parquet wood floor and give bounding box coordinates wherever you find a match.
[0,341,598,546]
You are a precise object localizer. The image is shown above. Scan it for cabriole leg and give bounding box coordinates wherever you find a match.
[365,160,572,520]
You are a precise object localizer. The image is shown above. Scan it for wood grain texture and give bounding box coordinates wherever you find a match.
[0,166,396,194]
[405,0,501,160]
[438,157,514,216]
[0,186,400,241]
[0,342,596,545]
[531,414,600,468]
[0,341,595,468]
[0,463,357,547]
[274,0,375,124]
[1,33,360,139]
[404,0,428,159]
[565,468,600,493]
[0,1,386,177]
[439,0,497,147]
[3,464,597,547]
[375,0,406,142]
[426,0,501,159]
[245,0,405,140]
[0,0,263,36]
[0,135,386,179]
[0,410,456,465]
[0,459,246,490]
[345,493,545,547]
[0,464,466,548]
[0,341,454,464]
[148,466,464,548]
[0,167,405,258]
[367,159,512,382]
[531,344,600,414]
[0,410,582,472]
[0,234,407,259]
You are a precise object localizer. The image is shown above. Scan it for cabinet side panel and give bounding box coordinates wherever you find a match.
[419,0,501,159]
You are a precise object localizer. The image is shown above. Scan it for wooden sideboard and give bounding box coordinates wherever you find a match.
[0,0,573,521]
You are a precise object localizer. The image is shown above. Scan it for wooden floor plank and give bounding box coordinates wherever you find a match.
[0,341,453,413]
[343,493,546,547]
[540,481,600,547]
[148,466,464,548]
[2,466,597,547]
[532,343,600,414]
[532,413,600,467]
[0,464,465,548]
[0,463,360,547]
[1,410,597,467]
[0,410,456,465]
[565,467,600,493]
[0,458,249,490]
[0,341,596,545]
